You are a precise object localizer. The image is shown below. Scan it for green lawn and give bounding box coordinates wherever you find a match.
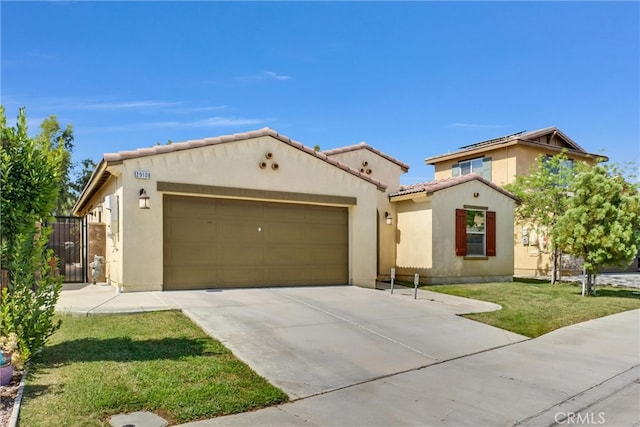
[427,280,640,338]
[19,311,288,426]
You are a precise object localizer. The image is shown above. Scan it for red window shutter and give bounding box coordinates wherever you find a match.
[455,209,467,256]
[486,211,496,256]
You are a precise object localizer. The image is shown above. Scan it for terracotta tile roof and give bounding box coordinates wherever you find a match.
[425,126,607,164]
[102,127,386,191]
[74,128,389,214]
[390,173,519,202]
[322,142,410,172]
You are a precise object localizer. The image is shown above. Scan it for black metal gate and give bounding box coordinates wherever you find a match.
[48,216,88,283]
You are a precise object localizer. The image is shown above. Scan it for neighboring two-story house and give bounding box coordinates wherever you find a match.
[424,126,618,277]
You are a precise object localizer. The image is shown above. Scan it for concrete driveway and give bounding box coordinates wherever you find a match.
[162,286,527,399]
[57,284,639,426]
[58,284,527,399]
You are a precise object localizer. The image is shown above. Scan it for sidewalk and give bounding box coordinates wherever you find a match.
[56,283,179,315]
[178,309,640,427]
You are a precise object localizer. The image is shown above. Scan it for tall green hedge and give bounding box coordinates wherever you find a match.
[0,106,65,361]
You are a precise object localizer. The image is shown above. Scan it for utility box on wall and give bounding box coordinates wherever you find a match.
[104,194,119,236]
[87,223,106,283]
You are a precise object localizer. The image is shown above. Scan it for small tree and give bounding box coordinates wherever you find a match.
[553,162,640,295]
[0,106,65,361]
[38,116,74,215]
[505,153,576,283]
[71,158,97,197]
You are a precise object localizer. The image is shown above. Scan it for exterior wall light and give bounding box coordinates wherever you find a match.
[385,211,393,225]
[139,189,150,209]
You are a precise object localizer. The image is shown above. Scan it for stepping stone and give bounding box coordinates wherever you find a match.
[110,411,168,427]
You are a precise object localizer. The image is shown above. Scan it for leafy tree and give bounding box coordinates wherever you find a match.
[0,106,64,361]
[505,153,576,283]
[553,162,640,295]
[37,116,74,215]
[71,158,97,197]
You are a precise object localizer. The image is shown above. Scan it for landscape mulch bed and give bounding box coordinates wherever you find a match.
[0,370,23,427]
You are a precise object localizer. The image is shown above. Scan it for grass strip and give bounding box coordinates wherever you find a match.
[428,281,640,338]
[19,310,288,426]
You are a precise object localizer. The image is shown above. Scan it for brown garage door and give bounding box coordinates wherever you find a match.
[163,195,349,290]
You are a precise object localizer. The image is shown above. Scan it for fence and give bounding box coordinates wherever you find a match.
[47,216,88,283]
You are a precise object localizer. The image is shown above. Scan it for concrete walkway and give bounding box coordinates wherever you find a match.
[56,283,640,426]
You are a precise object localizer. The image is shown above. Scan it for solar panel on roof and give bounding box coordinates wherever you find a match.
[458,130,527,150]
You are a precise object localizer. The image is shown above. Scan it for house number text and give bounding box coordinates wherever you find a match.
[134,170,151,179]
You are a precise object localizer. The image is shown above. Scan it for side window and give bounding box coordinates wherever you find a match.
[465,210,486,256]
[455,208,496,257]
[453,157,492,181]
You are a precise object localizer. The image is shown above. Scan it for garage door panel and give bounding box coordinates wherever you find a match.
[309,246,348,265]
[264,245,310,264]
[306,205,347,224]
[166,268,217,286]
[220,199,264,219]
[217,268,264,284]
[218,245,265,265]
[168,245,215,266]
[307,224,347,243]
[265,203,307,221]
[265,223,308,243]
[166,196,217,218]
[167,219,216,243]
[220,221,263,242]
[164,195,349,290]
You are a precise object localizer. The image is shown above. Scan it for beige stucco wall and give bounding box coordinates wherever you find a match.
[432,147,517,186]
[326,149,404,194]
[395,197,432,275]
[432,144,599,278]
[112,135,381,292]
[81,173,124,288]
[326,149,406,278]
[393,180,515,284]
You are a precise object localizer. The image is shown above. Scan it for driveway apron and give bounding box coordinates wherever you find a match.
[159,286,527,399]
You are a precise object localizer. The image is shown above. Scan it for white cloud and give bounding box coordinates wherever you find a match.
[171,105,228,114]
[81,100,182,110]
[235,71,292,84]
[151,116,271,128]
[263,71,291,81]
[77,116,272,134]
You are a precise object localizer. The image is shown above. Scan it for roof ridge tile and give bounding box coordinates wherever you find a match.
[392,173,518,202]
[99,127,387,191]
[322,142,410,172]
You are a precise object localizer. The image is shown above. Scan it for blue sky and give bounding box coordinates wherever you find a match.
[2,1,638,184]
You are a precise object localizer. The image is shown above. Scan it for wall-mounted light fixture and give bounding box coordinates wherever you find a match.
[473,192,480,198]
[138,189,150,209]
[385,211,393,225]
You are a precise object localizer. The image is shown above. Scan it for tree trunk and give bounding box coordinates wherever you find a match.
[558,250,563,281]
[585,272,597,296]
[550,247,558,284]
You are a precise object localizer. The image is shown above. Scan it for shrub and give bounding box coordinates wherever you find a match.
[0,106,65,361]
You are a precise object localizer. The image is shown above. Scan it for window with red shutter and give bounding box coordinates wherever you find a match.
[486,211,496,256]
[455,209,467,256]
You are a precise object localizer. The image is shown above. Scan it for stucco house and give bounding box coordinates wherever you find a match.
[424,126,613,276]
[391,174,518,284]
[73,128,518,292]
